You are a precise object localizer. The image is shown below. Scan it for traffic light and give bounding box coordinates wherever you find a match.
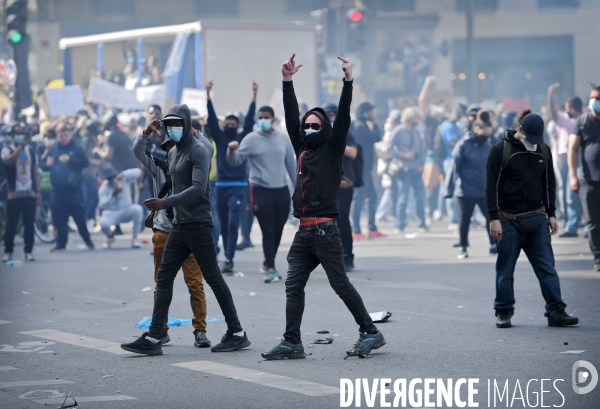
[4,0,28,44]
[346,8,365,52]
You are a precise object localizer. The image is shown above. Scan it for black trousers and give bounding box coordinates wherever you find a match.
[251,186,290,270]
[148,222,243,339]
[52,190,92,249]
[580,181,600,263]
[338,187,354,256]
[284,225,376,344]
[457,196,492,247]
[4,196,36,254]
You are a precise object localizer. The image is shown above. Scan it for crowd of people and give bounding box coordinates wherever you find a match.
[1,52,598,358]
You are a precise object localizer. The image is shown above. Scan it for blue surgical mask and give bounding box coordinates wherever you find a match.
[589,99,600,114]
[304,129,318,136]
[257,118,272,132]
[167,126,184,142]
[13,134,25,145]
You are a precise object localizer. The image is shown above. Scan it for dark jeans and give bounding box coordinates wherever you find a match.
[239,185,255,243]
[216,186,245,260]
[494,214,566,316]
[426,183,440,219]
[284,225,376,344]
[81,176,99,221]
[251,185,290,270]
[209,182,221,249]
[52,190,92,249]
[395,170,426,229]
[4,196,36,254]
[580,181,600,263]
[457,196,492,247]
[148,222,243,339]
[352,173,378,233]
[339,187,354,257]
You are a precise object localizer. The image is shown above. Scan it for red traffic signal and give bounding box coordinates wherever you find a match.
[348,9,363,23]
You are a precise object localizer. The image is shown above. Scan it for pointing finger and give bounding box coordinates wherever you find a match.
[290,53,296,62]
[337,56,350,63]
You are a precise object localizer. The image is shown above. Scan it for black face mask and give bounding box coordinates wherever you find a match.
[301,129,329,150]
[224,127,237,139]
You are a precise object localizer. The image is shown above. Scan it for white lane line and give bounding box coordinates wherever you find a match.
[0,380,74,388]
[34,395,137,405]
[172,361,338,397]
[0,320,10,324]
[0,366,17,371]
[19,329,131,355]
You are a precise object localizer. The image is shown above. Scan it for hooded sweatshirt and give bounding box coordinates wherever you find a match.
[160,104,214,225]
[445,132,491,198]
[40,139,88,193]
[486,130,556,221]
[226,128,296,189]
[282,79,352,218]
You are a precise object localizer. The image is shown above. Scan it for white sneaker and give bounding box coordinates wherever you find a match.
[2,253,11,262]
[131,239,141,249]
[103,237,115,249]
[86,220,96,232]
[25,253,35,262]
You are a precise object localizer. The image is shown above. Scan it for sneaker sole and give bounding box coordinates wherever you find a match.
[548,320,579,327]
[120,346,163,355]
[161,335,170,345]
[261,353,306,360]
[211,340,251,352]
[347,339,387,357]
[264,277,281,283]
[496,322,512,328]
[195,341,212,348]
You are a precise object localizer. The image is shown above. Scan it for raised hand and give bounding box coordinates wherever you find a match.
[282,54,303,81]
[252,81,259,94]
[337,56,353,81]
[228,141,240,151]
[144,118,162,136]
[205,81,213,100]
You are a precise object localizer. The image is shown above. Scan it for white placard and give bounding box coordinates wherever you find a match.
[180,88,208,117]
[44,85,86,117]
[87,77,165,110]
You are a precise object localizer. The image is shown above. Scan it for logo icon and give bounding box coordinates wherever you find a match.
[572,360,598,395]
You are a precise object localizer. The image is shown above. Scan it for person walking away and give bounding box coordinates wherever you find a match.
[374,109,400,222]
[226,105,296,283]
[445,110,495,259]
[40,122,94,252]
[121,104,250,356]
[569,86,600,272]
[261,54,385,360]
[133,119,211,347]
[351,102,384,240]
[1,124,40,262]
[388,107,427,233]
[324,103,360,271]
[487,109,578,328]
[205,81,257,273]
[98,166,143,249]
[547,83,583,237]
[80,120,102,231]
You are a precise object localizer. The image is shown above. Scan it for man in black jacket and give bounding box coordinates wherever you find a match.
[261,55,385,360]
[121,104,250,356]
[487,110,578,329]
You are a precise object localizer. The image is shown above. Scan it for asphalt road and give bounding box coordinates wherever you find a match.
[1,217,598,409]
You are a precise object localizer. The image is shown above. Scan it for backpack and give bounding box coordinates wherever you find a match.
[501,139,550,171]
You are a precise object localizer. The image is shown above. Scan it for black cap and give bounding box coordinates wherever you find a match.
[467,105,481,117]
[101,165,119,180]
[520,113,545,145]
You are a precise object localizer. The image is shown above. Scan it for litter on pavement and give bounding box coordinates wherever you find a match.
[135,317,222,328]
[369,311,392,322]
[312,337,334,344]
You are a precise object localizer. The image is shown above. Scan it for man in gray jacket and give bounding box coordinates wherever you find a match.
[121,104,250,356]
[133,128,210,348]
[227,105,296,283]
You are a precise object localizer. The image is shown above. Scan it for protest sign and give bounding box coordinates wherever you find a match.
[44,85,86,117]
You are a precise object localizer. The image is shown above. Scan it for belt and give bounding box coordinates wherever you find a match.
[300,220,337,231]
[299,217,335,226]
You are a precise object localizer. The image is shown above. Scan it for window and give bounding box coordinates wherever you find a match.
[92,0,134,15]
[455,0,498,12]
[537,0,579,8]
[378,0,415,12]
[286,0,329,13]
[194,0,239,15]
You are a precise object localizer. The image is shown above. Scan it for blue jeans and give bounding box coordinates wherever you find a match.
[216,185,245,260]
[494,214,567,316]
[395,170,426,229]
[81,176,99,221]
[209,182,221,249]
[565,188,582,233]
[352,173,378,233]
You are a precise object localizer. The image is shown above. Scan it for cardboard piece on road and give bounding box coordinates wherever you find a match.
[44,85,85,117]
[369,311,392,323]
[181,88,209,117]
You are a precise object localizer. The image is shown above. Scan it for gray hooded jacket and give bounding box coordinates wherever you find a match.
[161,104,214,225]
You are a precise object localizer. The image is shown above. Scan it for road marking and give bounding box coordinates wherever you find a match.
[172,360,338,397]
[33,395,137,405]
[0,380,74,388]
[20,329,131,355]
[0,320,10,324]
[0,366,17,371]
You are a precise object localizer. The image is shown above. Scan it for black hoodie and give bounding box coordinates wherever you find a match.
[40,139,88,193]
[283,79,352,218]
[486,130,556,221]
[160,104,214,225]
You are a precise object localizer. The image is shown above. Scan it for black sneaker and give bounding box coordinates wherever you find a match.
[236,240,254,251]
[211,332,251,352]
[344,255,355,272]
[160,333,170,345]
[496,312,512,328]
[222,259,234,274]
[489,244,498,255]
[261,341,305,360]
[194,330,211,348]
[558,231,578,238]
[548,309,579,327]
[120,332,163,355]
[346,330,386,357]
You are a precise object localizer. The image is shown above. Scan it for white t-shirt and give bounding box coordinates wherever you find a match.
[1,144,33,192]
